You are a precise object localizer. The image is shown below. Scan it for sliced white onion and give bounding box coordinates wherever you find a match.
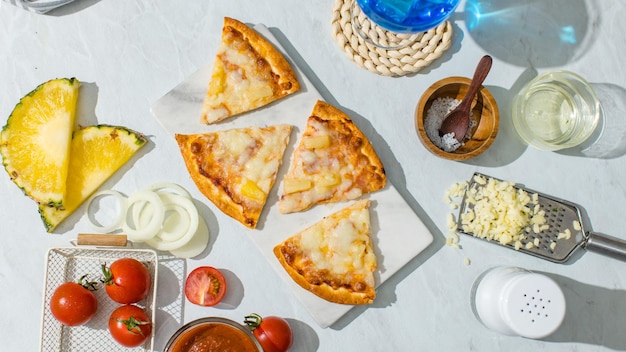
[85,190,127,233]
[155,193,195,242]
[155,202,189,242]
[122,190,165,242]
[133,184,193,242]
[86,182,207,257]
[169,215,209,259]
[144,182,192,199]
[131,197,151,230]
[145,193,199,251]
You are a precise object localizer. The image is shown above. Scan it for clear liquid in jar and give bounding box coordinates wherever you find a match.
[524,86,577,142]
[512,71,600,151]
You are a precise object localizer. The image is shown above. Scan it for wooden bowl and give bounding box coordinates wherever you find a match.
[415,76,499,160]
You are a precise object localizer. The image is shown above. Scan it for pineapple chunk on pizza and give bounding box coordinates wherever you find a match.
[176,125,292,228]
[201,17,300,124]
[279,101,386,213]
[274,199,377,305]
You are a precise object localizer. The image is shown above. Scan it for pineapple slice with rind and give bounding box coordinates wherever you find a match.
[0,78,80,208]
[39,124,147,232]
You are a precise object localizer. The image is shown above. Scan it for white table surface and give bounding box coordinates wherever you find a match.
[1,0,626,351]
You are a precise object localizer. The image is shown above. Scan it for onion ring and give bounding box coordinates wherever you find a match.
[145,193,199,251]
[144,182,192,199]
[157,199,191,242]
[122,190,165,241]
[85,190,127,233]
[169,215,209,258]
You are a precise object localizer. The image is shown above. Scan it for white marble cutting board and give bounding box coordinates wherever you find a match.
[150,24,434,328]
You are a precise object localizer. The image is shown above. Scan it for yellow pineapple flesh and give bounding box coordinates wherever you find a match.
[39,125,148,232]
[241,178,266,201]
[283,178,313,194]
[0,78,80,208]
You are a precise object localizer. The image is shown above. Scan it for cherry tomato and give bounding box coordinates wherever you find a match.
[244,313,293,352]
[102,257,151,304]
[184,266,226,306]
[50,275,98,326]
[108,304,152,347]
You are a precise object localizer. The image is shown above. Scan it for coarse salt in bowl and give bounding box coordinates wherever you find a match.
[415,76,499,161]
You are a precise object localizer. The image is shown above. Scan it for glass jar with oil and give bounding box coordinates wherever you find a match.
[512,70,600,151]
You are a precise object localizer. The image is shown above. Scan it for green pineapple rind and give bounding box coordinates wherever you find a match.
[38,124,148,233]
[0,77,79,208]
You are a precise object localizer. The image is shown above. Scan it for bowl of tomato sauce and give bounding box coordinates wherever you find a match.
[164,317,262,352]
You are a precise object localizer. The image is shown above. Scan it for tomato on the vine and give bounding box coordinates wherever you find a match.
[184,266,227,306]
[108,304,152,347]
[50,275,98,326]
[244,313,293,352]
[102,257,151,304]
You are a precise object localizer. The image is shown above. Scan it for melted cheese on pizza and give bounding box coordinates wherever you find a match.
[279,113,385,214]
[178,124,291,228]
[202,34,272,123]
[201,18,298,124]
[279,200,376,293]
[200,127,286,197]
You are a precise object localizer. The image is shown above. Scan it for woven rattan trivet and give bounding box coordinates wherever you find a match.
[331,0,453,76]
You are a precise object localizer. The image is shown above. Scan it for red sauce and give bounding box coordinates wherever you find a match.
[168,322,259,352]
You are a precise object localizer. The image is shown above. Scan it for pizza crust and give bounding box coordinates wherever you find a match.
[175,133,251,226]
[279,100,386,213]
[223,17,300,97]
[311,101,386,186]
[273,246,376,305]
[201,17,300,124]
[273,199,376,305]
[175,125,292,228]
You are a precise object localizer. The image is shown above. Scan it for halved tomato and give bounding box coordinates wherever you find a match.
[184,266,226,306]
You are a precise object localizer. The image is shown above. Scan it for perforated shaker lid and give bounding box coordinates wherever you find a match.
[500,273,566,339]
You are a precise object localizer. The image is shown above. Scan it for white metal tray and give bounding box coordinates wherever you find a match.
[39,247,158,352]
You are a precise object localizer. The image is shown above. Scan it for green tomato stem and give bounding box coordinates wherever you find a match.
[118,316,150,336]
[101,263,114,286]
[77,274,99,291]
[243,313,263,329]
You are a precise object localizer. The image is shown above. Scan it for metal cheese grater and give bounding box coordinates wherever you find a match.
[456,172,626,263]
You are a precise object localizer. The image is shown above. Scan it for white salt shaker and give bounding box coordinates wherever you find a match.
[471,267,566,339]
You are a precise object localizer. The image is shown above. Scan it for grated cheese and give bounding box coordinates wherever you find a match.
[557,228,572,240]
[446,213,456,232]
[445,175,549,250]
[550,241,557,251]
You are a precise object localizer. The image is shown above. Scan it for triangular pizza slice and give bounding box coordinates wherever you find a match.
[201,17,301,124]
[273,199,377,305]
[279,100,386,213]
[175,124,292,228]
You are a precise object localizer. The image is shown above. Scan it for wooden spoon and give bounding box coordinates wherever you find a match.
[439,55,493,142]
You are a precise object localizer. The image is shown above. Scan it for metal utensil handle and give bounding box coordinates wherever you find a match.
[585,232,626,261]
